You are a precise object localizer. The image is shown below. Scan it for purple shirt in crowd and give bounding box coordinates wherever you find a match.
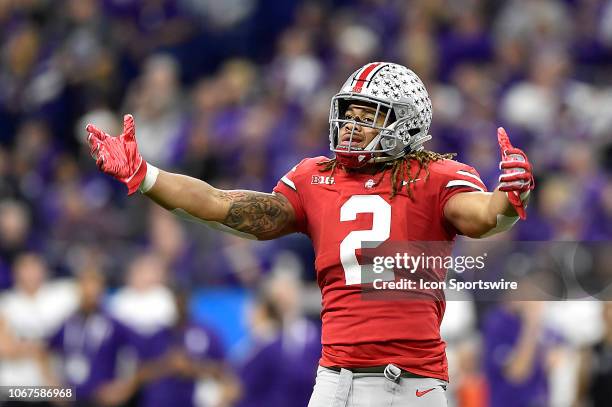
[49,311,133,402]
[236,318,321,407]
[483,306,555,407]
[135,322,225,407]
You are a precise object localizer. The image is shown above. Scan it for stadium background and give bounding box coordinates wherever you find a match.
[0,0,611,406]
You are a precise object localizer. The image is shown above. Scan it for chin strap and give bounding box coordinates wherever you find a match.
[408,133,432,151]
[370,151,406,164]
[369,131,432,164]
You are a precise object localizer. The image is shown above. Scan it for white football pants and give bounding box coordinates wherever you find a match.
[307,365,448,407]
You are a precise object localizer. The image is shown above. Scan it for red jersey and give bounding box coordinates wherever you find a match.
[273,156,487,381]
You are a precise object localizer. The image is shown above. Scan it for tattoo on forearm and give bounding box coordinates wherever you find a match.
[221,191,293,239]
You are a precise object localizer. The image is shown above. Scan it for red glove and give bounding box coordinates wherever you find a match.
[86,114,147,195]
[497,127,534,220]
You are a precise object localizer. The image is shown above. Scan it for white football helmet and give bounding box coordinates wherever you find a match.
[329,62,433,168]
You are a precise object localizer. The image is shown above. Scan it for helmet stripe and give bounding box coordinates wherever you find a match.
[351,62,382,93]
[365,64,386,88]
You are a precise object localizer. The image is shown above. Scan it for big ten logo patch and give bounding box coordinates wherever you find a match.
[311,175,335,185]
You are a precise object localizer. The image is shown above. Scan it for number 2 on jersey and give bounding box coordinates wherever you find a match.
[340,195,391,285]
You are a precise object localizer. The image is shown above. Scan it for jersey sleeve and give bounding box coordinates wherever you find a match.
[273,159,309,234]
[437,161,488,216]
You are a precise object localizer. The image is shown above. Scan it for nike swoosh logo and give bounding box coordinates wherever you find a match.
[402,178,421,185]
[415,388,435,397]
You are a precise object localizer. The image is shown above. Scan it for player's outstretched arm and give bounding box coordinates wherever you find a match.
[444,127,534,238]
[86,115,297,241]
[146,171,297,240]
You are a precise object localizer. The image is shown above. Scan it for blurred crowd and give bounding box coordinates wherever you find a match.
[0,0,611,406]
[0,251,320,406]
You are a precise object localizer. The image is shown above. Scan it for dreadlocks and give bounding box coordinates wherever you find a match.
[316,150,456,199]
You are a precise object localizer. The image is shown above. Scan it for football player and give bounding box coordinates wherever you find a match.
[87,62,534,406]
